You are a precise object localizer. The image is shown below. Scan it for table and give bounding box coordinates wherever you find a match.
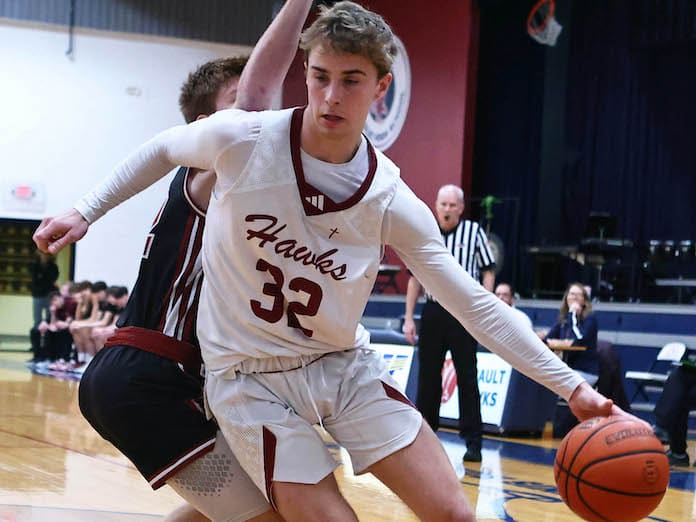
[655,278,696,303]
[547,343,586,366]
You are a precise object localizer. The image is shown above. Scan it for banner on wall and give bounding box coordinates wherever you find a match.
[371,342,415,392]
[363,35,411,151]
[439,351,512,427]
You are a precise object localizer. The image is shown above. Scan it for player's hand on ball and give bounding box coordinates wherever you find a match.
[568,382,613,421]
[568,382,650,429]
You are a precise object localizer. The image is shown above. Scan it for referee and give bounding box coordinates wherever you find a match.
[403,184,495,463]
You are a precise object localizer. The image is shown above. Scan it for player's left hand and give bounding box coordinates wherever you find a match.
[33,208,89,254]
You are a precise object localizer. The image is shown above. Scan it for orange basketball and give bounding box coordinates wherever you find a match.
[554,416,669,522]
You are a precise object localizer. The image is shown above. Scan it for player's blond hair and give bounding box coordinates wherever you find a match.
[299,1,397,78]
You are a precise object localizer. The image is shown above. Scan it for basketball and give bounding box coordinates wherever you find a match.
[554,416,669,522]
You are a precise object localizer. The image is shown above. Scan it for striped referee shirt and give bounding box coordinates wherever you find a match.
[425,219,496,301]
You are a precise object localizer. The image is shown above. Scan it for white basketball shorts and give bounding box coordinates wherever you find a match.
[205,348,423,502]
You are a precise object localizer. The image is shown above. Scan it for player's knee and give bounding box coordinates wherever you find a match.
[450,504,475,522]
[427,492,476,522]
[272,478,356,522]
[427,499,474,522]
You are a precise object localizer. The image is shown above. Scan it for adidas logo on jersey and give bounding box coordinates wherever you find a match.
[305,194,324,211]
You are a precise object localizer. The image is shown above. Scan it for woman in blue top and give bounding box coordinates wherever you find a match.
[545,282,599,384]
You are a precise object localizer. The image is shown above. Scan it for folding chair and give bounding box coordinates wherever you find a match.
[625,342,687,404]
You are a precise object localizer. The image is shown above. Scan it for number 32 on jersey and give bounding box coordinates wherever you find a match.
[250,258,323,337]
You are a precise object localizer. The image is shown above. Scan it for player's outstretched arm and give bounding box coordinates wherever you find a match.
[235,0,312,111]
[384,180,586,398]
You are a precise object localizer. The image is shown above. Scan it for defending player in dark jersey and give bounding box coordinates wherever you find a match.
[112,166,205,354]
[79,166,212,488]
[41,1,314,520]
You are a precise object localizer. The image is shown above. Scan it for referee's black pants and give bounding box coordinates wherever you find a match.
[416,300,482,449]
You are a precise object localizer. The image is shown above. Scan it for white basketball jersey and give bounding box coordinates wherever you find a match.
[198,108,400,373]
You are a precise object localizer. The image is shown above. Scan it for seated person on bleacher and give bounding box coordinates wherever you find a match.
[90,285,129,352]
[494,282,533,330]
[71,280,95,320]
[653,359,696,467]
[58,281,78,318]
[30,290,74,366]
[544,282,599,386]
[64,281,109,371]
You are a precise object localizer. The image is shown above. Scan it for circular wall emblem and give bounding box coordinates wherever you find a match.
[364,35,411,151]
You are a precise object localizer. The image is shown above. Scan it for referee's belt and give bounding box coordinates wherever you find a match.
[105,326,203,376]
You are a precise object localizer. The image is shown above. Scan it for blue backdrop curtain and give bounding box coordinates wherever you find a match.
[472,0,546,287]
[563,0,696,244]
[474,0,696,292]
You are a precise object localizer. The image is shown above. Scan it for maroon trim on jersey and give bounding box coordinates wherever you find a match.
[263,426,278,510]
[289,107,378,216]
[157,211,200,333]
[381,381,416,409]
[151,200,166,228]
[173,220,204,340]
[182,167,207,218]
[104,326,203,376]
[181,275,203,343]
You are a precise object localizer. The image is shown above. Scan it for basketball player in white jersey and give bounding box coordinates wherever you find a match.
[36,2,644,521]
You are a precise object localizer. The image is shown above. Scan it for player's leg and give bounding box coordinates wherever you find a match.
[206,370,354,522]
[165,506,277,522]
[326,348,473,522]
[79,346,279,520]
[164,503,279,522]
[368,424,474,522]
[167,431,280,522]
[273,475,357,522]
[164,503,209,522]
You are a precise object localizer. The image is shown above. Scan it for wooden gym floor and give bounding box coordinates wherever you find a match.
[0,351,694,521]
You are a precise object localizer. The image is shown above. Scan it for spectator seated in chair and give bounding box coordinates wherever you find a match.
[544,283,600,437]
[595,339,631,412]
[29,290,74,367]
[89,285,129,355]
